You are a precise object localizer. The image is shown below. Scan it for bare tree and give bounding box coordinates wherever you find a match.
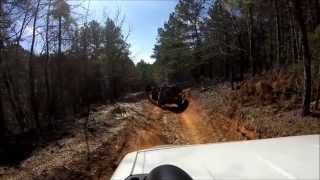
[16,5,32,45]
[29,0,41,129]
[0,15,7,137]
[45,0,53,127]
[291,0,312,116]
[52,0,70,57]
[0,96,6,138]
[274,0,281,66]
[248,1,255,75]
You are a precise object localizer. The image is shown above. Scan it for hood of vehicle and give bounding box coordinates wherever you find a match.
[111,135,320,180]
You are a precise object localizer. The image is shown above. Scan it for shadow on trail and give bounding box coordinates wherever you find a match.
[0,130,38,166]
[161,100,189,114]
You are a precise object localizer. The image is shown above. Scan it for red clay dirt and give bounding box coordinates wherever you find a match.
[1,87,318,180]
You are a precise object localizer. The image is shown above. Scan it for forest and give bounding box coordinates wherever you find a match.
[1,0,142,138]
[0,0,319,177]
[151,0,320,115]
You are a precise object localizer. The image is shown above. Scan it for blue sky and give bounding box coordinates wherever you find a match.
[71,0,178,64]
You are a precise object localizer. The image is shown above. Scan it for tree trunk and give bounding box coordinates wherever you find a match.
[3,73,26,131]
[239,52,245,81]
[248,2,255,76]
[316,55,320,110]
[316,82,320,110]
[58,16,62,57]
[230,64,234,90]
[57,15,63,117]
[290,12,299,63]
[292,0,312,116]
[315,0,320,27]
[237,32,245,80]
[45,0,53,127]
[0,93,7,138]
[29,0,41,129]
[0,25,7,138]
[16,9,29,45]
[274,0,281,66]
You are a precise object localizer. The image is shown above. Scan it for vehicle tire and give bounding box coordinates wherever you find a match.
[158,98,165,106]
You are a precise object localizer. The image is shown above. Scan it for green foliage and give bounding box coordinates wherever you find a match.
[152,13,191,82]
[69,17,138,101]
[136,60,154,86]
[152,0,247,82]
[1,0,319,137]
[152,0,208,83]
[152,0,320,83]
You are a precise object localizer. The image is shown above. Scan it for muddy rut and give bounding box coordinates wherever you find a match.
[133,95,255,148]
[83,92,254,179]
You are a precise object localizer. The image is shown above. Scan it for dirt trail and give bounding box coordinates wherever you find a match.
[0,90,256,180]
[178,98,214,144]
[129,97,209,148]
[127,91,253,151]
[111,95,212,159]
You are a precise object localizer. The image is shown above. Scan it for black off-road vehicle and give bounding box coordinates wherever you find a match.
[146,84,188,110]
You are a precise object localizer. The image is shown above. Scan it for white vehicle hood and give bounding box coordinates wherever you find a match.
[111,135,320,180]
